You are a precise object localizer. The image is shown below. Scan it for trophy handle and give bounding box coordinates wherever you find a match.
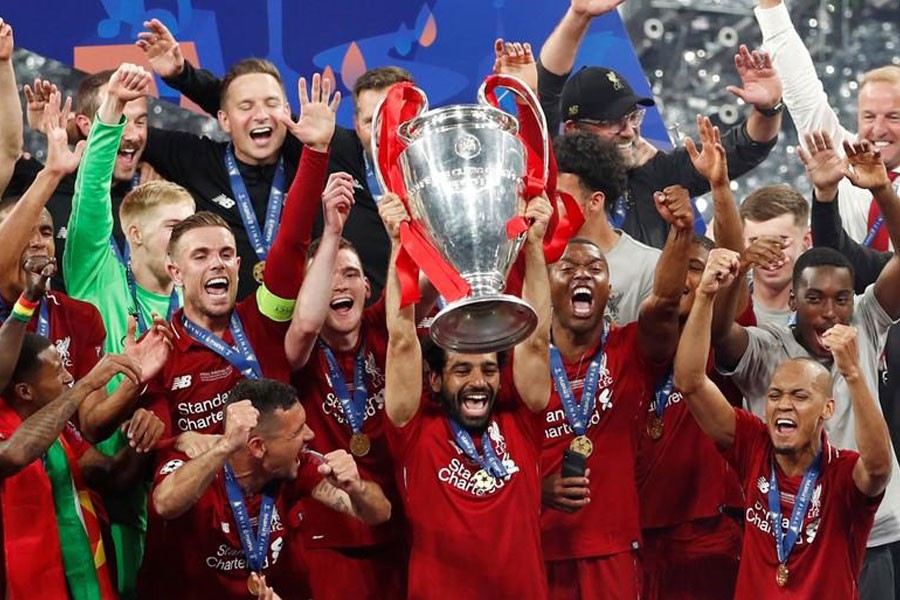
[477,74,550,192]
[370,83,429,196]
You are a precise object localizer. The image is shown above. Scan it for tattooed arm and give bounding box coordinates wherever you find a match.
[0,354,140,478]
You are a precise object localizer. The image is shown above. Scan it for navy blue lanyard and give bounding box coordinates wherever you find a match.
[863,215,884,248]
[0,295,50,338]
[181,312,262,379]
[224,144,285,262]
[549,319,609,436]
[363,153,382,200]
[115,243,179,334]
[320,342,368,433]
[223,464,276,573]
[448,418,508,479]
[652,370,675,420]
[768,449,823,566]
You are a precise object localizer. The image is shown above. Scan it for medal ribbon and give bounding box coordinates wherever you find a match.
[363,153,383,200]
[223,464,277,573]
[114,243,179,334]
[320,342,368,434]
[181,312,262,379]
[224,143,286,262]
[549,319,609,436]
[768,448,823,567]
[652,370,675,420]
[0,295,50,338]
[609,195,628,230]
[448,418,508,479]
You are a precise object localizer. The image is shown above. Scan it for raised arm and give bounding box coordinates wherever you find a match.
[65,64,151,296]
[754,0,853,144]
[0,258,55,391]
[0,20,21,195]
[0,354,140,479]
[257,74,339,321]
[539,0,626,77]
[284,173,353,369]
[674,249,741,449]
[0,93,82,277]
[152,400,257,519]
[725,45,783,144]
[823,325,892,497]
[382,197,422,427]
[513,194,553,413]
[842,140,900,318]
[637,186,694,363]
[310,450,391,525]
[136,19,222,116]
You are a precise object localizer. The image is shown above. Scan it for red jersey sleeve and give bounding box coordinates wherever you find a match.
[75,304,106,381]
[140,377,175,440]
[263,147,330,300]
[721,408,768,480]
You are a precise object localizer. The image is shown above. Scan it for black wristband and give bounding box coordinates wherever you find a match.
[756,99,784,117]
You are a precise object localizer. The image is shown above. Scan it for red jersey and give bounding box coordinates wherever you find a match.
[292,296,404,549]
[386,371,546,600]
[138,449,321,598]
[0,291,106,381]
[726,409,880,599]
[635,354,744,530]
[541,323,662,561]
[141,296,291,436]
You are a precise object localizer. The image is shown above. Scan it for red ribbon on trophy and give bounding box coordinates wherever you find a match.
[374,82,470,307]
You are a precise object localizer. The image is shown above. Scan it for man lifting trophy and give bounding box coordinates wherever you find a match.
[372,74,554,353]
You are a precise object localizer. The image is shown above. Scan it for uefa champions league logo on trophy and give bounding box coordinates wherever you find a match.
[372,75,550,353]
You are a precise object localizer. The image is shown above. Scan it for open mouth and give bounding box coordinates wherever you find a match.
[570,286,594,317]
[249,126,274,145]
[204,277,229,296]
[872,140,892,150]
[460,390,490,418]
[117,147,138,167]
[774,417,797,435]
[329,296,354,315]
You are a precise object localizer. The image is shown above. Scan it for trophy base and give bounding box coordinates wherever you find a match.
[429,294,538,354]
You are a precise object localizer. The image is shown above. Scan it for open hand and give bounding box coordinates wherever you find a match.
[43,92,84,176]
[279,73,341,151]
[797,131,846,201]
[844,139,891,191]
[493,39,537,94]
[725,45,782,111]
[136,19,185,78]
[684,115,728,187]
[0,19,14,62]
[23,78,58,132]
[123,314,174,383]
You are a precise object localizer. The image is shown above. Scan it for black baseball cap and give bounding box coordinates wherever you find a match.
[561,66,655,123]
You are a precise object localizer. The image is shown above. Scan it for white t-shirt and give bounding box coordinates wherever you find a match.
[719,284,900,547]
[605,231,661,326]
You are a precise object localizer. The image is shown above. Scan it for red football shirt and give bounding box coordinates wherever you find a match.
[726,409,880,599]
[386,371,547,599]
[635,354,744,530]
[138,449,321,598]
[141,296,291,436]
[540,322,663,561]
[0,291,106,381]
[291,296,405,549]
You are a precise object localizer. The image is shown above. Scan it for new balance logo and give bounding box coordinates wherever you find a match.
[172,375,193,390]
[210,194,236,209]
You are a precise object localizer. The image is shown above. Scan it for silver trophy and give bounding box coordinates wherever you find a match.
[372,76,549,353]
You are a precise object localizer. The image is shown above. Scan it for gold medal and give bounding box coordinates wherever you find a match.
[569,435,593,458]
[349,432,371,457]
[776,563,789,587]
[247,573,260,595]
[253,260,266,284]
[647,415,664,441]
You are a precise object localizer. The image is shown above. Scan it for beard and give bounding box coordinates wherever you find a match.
[440,384,497,434]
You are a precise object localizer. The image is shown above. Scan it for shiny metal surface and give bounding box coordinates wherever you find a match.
[398,103,536,352]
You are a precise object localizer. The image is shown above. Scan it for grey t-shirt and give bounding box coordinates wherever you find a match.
[751,298,793,328]
[605,231,661,326]
[719,284,900,547]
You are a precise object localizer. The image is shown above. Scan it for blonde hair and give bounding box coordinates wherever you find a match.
[119,181,195,229]
[860,66,900,91]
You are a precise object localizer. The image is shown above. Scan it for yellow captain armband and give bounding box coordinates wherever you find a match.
[256,284,296,322]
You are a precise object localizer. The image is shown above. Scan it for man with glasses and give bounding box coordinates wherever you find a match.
[538,0,784,250]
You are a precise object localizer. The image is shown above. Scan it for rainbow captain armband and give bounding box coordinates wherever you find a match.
[11,295,38,323]
[256,284,296,323]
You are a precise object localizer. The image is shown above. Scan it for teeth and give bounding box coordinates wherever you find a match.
[573,286,592,296]
[250,127,273,135]
[775,418,795,427]
[872,141,890,147]
[207,277,227,286]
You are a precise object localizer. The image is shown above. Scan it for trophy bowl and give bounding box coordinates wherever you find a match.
[397,104,537,353]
